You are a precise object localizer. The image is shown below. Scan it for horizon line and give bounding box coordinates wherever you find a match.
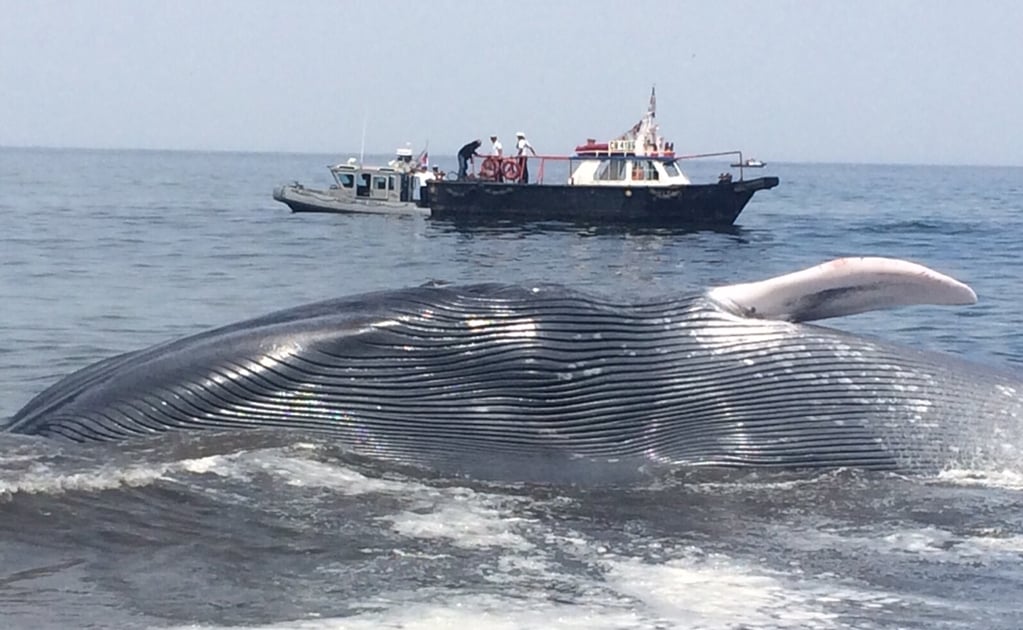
[1,143,1019,170]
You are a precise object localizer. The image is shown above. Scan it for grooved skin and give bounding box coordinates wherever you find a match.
[7,284,1022,473]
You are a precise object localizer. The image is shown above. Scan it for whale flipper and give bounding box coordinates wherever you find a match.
[707,257,977,322]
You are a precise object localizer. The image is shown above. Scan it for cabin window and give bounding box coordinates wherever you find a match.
[662,161,681,178]
[338,173,355,188]
[629,160,660,181]
[357,173,371,197]
[644,160,659,181]
[388,176,396,191]
[595,160,626,181]
[373,176,388,191]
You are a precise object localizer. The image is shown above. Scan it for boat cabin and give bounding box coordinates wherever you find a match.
[468,87,709,188]
[568,155,692,186]
[328,158,429,203]
[330,163,401,201]
[474,148,693,188]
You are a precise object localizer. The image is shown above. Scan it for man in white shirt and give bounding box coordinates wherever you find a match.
[515,132,536,183]
[412,165,435,202]
[489,135,504,181]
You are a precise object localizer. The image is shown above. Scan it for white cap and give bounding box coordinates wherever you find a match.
[516,131,525,137]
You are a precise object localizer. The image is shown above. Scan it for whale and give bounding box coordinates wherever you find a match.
[6,257,1021,477]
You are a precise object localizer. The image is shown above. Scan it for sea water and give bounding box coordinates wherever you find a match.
[1,147,1022,629]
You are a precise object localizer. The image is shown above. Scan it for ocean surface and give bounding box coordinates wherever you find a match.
[1,146,1022,629]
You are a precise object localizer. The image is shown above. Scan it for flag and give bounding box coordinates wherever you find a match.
[417,144,429,168]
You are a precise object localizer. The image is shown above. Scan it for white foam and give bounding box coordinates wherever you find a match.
[179,448,539,551]
[934,468,1023,490]
[605,554,839,629]
[156,496,934,630]
[162,594,646,630]
[1,460,178,498]
[11,443,990,629]
[179,455,229,476]
[183,450,419,496]
[0,443,410,499]
[381,497,535,551]
[166,548,899,630]
[882,526,1023,561]
[780,521,1023,565]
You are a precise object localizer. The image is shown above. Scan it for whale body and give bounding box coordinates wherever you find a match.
[6,258,1020,476]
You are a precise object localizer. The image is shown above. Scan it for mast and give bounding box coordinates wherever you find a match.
[359,113,367,166]
[635,86,658,157]
[608,85,669,156]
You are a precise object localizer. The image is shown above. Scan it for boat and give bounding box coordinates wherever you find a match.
[272,149,431,216]
[426,88,778,225]
[731,158,766,168]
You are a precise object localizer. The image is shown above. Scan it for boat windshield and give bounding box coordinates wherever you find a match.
[337,173,355,188]
[632,160,660,181]
[594,160,627,181]
[662,160,682,178]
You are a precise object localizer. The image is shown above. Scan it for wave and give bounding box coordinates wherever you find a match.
[933,467,1023,490]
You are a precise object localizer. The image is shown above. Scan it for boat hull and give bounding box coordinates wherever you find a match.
[426,177,779,225]
[272,184,428,216]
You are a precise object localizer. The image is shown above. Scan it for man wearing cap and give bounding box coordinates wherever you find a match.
[515,132,536,183]
[457,139,483,180]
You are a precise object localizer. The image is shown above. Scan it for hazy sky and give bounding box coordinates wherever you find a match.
[2,1,1021,166]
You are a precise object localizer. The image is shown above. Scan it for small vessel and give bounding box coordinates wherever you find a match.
[731,158,766,168]
[272,149,431,216]
[427,88,778,225]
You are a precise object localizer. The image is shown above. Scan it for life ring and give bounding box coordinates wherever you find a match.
[501,159,521,181]
[479,157,499,180]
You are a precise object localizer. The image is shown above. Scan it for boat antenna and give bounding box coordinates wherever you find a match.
[359,112,367,165]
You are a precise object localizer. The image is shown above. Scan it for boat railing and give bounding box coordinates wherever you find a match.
[469,155,579,185]
[670,150,750,181]
[466,150,750,184]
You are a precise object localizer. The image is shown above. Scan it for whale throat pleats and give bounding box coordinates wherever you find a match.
[7,280,1012,473]
[10,259,1018,475]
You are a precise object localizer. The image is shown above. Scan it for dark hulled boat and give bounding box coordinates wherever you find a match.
[427,173,778,225]
[427,89,778,225]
